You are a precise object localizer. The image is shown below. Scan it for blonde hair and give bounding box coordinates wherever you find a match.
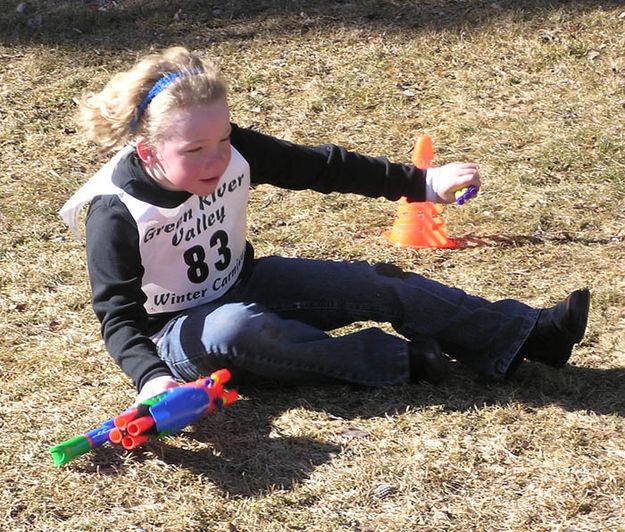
[77,47,227,152]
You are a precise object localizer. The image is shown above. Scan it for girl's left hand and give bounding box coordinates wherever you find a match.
[133,375,179,406]
[425,162,481,204]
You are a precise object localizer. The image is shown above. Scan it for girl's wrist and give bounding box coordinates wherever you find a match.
[425,168,441,203]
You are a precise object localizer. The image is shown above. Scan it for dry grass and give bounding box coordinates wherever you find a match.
[1,1,624,531]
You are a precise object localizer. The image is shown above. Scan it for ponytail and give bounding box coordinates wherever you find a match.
[77,47,227,152]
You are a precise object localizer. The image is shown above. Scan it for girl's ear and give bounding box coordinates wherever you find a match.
[136,137,155,163]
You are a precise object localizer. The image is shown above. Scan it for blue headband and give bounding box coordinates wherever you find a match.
[129,69,200,133]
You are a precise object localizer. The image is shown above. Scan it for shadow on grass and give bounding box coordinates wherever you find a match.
[2,0,623,48]
[265,363,625,419]
[453,233,623,248]
[74,362,623,495]
[144,364,625,495]
[78,395,343,497]
[512,363,625,416]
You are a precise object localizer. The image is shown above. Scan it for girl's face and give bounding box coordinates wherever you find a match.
[141,99,232,196]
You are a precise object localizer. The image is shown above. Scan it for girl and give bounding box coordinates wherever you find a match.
[61,47,590,403]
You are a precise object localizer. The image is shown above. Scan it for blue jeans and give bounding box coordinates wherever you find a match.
[157,257,538,386]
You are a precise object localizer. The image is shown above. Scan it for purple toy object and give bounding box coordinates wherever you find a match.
[455,185,479,205]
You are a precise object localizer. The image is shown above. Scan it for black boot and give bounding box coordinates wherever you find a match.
[408,337,449,384]
[518,288,590,369]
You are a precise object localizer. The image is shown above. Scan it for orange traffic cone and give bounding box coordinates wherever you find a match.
[385,135,458,249]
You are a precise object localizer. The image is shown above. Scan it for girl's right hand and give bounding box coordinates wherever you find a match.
[134,375,179,405]
[425,162,481,204]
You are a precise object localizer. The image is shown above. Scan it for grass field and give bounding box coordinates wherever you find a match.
[1,1,624,530]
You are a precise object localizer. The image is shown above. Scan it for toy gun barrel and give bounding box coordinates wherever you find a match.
[127,415,155,436]
[113,407,140,429]
[121,433,151,450]
[49,418,116,467]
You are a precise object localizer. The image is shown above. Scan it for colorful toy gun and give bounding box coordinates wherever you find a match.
[49,369,239,467]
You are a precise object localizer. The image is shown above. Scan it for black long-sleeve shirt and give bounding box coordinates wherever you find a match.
[84,123,427,390]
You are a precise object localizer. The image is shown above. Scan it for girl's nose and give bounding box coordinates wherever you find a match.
[207,146,230,168]
[205,150,224,167]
